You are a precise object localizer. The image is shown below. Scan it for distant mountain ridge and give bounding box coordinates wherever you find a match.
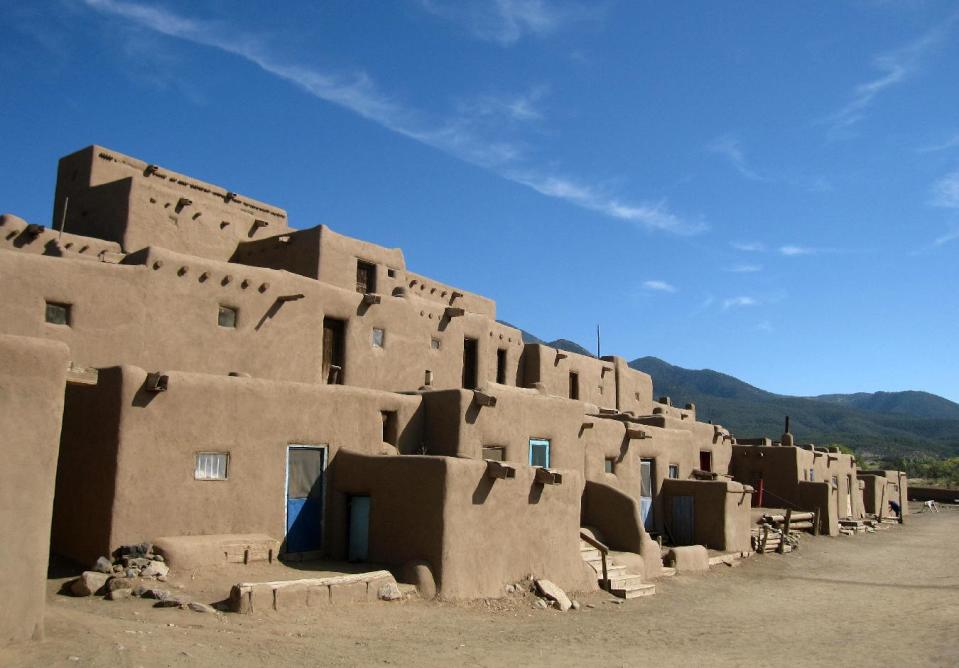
[498,321,959,458]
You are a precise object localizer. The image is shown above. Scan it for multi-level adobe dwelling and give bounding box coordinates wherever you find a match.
[0,146,756,626]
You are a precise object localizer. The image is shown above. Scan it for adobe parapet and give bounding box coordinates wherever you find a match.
[53,146,291,261]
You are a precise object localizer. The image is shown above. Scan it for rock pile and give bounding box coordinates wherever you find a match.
[66,543,213,612]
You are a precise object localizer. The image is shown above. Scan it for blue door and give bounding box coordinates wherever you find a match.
[285,446,326,554]
[640,459,654,531]
[529,438,550,468]
[348,496,370,561]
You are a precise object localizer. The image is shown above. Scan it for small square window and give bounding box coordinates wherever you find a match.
[372,328,385,348]
[529,439,550,468]
[195,452,229,480]
[218,305,237,328]
[45,301,71,325]
[431,338,441,350]
[482,446,505,461]
[387,268,396,278]
[604,458,616,474]
[668,464,680,479]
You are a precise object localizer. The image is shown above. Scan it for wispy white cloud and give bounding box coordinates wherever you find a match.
[825,14,958,134]
[83,0,701,235]
[642,280,677,293]
[731,241,765,252]
[934,226,959,247]
[779,245,816,256]
[722,296,758,309]
[726,263,762,273]
[418,0,586,46]
[508,172,706,234]
[707,135,767,182]
[930,170,959,208]
[918,133,959,153]
[756,320,773,332]
[457,85,549,123]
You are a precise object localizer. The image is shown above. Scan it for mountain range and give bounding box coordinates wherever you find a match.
[501,322,959,459]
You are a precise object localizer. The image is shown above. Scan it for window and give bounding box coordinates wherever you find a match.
[496,348,507,384]
[462,337,478,389]
[529,439,550,468]
[371,328,385,348]
[356,260,376,294]
[640,459,654,497]
[45,301,71,325]
[699,451,712,472]
[381,411,397,446]
[387,268,396,278]
[431,338,441,350]
[195,452,229,480]
[832,475,839,490]
[218,305,237,328]
[569,372,579,400]
[668,464,680,479]
[809,468,815,482]
[482,446,505,461]
[604,458,616,474]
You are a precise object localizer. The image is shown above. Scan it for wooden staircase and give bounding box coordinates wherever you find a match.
[580,532,655,600]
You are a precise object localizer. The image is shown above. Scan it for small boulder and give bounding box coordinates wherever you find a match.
[534,579,572,612]
[70,571,110,597]
[151,554,165,563]
[534,599,548,609]
[132,585,168,599]
[154,596,189,608]
[377,582,403,601]
[123,557,152,569]
[106,588,132,601]
[141,561,169,578]
[571,600,581,610]
[106,577,135,592]
[93,557,114,574]
[187,602,217,614]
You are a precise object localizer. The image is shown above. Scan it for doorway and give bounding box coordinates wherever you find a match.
[699,451,712,472]
[348,495,370,562]
[640,458,655,531]
[462,337,478,389]
[322,317,345,384]
[285,445,326,554]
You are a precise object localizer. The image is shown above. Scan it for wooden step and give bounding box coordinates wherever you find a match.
[610,583,656,599]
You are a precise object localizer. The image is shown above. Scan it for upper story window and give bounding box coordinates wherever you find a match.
[604,458,616,474]
[569,371,579,400]
[371,328,385,348]
[218,305,238,328]
[356,260,376,294]
[45,301,71,326]
[529,438,550,468]
[668,464,680,479]
[482,446,506,461]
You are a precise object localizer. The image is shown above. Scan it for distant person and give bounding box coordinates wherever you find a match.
[888,500,901,518]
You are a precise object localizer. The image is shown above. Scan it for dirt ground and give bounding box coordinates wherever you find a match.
[3,504,958,667]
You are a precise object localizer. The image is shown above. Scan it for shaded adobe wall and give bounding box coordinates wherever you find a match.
[604,356,653,416]
[730,445,801,508]
[54,146,290,260]
[661,479,752,553]
[53,365,425,564]
[798,481,838,535]
[0,213,122,262]
[520,344,616,410]
[0,335,69,644]
[581,480,645,553]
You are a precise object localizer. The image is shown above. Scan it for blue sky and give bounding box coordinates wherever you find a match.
[2,1,958,402]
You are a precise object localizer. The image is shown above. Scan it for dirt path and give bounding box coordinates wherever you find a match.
[3,507,958,667]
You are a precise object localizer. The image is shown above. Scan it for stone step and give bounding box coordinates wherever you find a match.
[610,583,656,599]
[580,548,601,561]
[604,575,644,590]
[659,567,677,577]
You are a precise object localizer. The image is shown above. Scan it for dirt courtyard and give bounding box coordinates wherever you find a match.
[3,506,957,667]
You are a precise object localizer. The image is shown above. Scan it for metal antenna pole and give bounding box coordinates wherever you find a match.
[596,324,601,358]
[58,197,69,240]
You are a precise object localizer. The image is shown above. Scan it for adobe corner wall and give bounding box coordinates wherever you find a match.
[0,335,69,644]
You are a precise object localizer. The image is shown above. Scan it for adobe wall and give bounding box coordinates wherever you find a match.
[0,335,69,644]
[333,450,594,599]
[730,445,801,508]
[661,479,752,552]
[0,245,524,393]
[53,146,290,260]
[859,470,908,517]
[521,344,617,410]
[798,481,837,535]
[638,414,732,475]
[803,448,863,520]
[605,356,654,416]
[52,365,425,565]
[420,386,586,468]
[1,213,122,263]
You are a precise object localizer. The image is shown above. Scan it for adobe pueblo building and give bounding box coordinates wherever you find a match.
[0,146,904,641]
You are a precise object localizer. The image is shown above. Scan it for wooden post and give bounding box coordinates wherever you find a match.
[778,509,792,554]
[878,483,886,522]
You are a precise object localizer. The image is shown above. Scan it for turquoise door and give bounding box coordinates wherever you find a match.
[286,446,326,554]
[529,438,550,468]
[348,495,370,562]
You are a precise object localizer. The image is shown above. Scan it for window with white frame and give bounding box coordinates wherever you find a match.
[195,452,229,480]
